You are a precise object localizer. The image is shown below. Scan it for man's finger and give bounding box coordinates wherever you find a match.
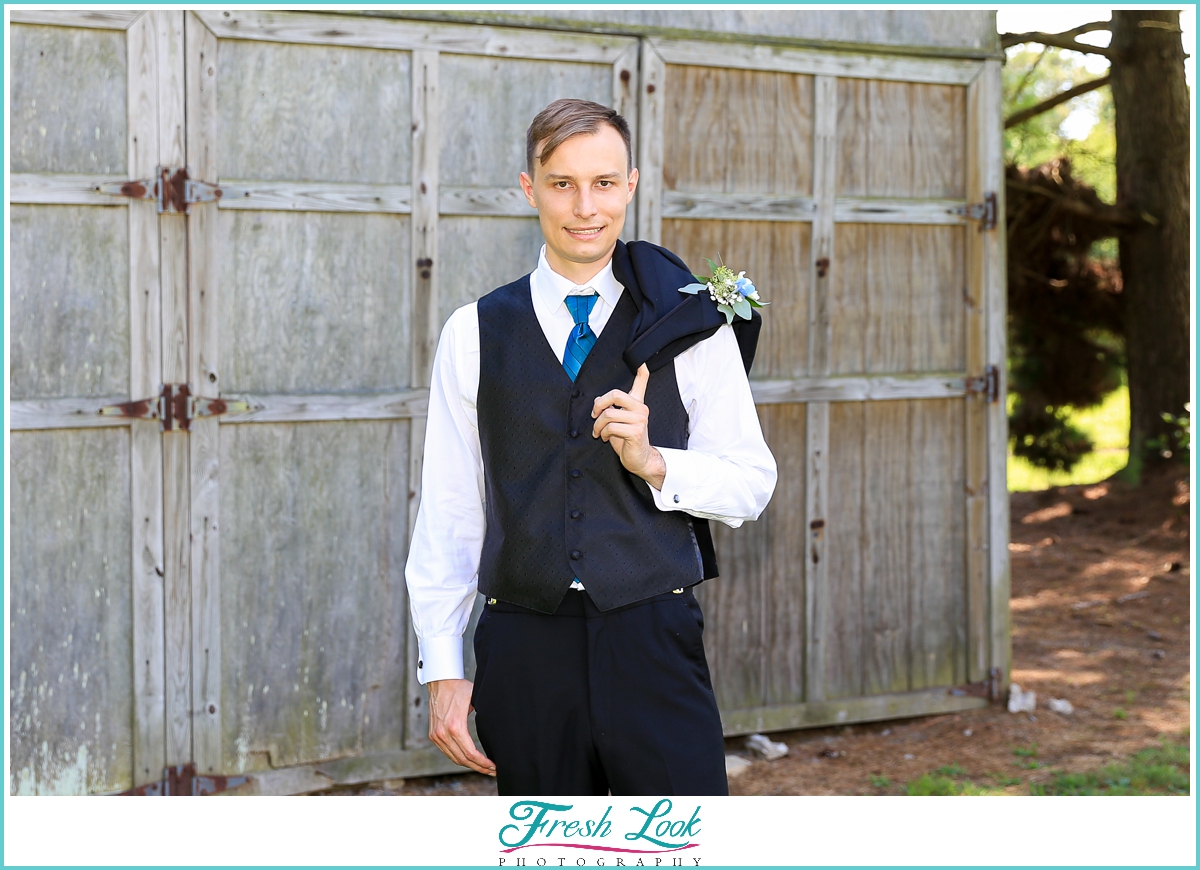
[629,364,650,403]
[592,407,641,438]
[592,389,638,418]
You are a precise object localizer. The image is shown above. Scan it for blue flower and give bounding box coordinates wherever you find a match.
[735,273,755,297]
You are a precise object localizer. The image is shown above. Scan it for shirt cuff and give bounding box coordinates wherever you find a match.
[416,635,465,685]
[648,447,746,528]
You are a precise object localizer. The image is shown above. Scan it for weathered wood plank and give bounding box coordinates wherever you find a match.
[803,73,836,704]
[216,38,411,185]
[824,402,864,699]
[861,400,911,696]
[438,54,610,188]
[405,422,431,752]
[187,11,223,775]
[720,687,987,737]
[218,422,408,772]
[614,44,639,242]
[437,217,545,325]
[636,42,666,244]
[218,391,429,424]
[217,211,412,394]
[705,514,766,711]
[979,60,1012,696]
[652,37,982,85]
[762,404,808,706]
[750,374,968,403]
[9,173,129,206]
[662,191,816,221]
[219,744,471,795]
[197,10,635,63]
[9,206,130,401]
[9,10,142,29]
[908,399,967,689]
[10,398,135,431]
[833,197,968,224]
[439,186,527,217]
[662,64,730,194]
[662,220,810,380]
[10,23,128,175]
[10,430,135,794]
[127,9,165,789]
[217,181,412,214]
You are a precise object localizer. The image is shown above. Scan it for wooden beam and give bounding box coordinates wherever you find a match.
[9,173,129,206]
[803,75,838,704]
[10,10,143,29]
[651,36,982,85]
[217,744,474,795]
[663,191,816,222]
[834,197,971,225]
[439,186,528,217]
[614,43,639,240]
[719,687,988,736]
[186,10,223,777]
[126,11,166,791]
[636,42,665,245]
[980,60,1013,698]
[217,180,413,214]
[195,10,635,63]
[751,374,970,404]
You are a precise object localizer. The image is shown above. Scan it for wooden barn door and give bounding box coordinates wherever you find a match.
[178,11,638,792]
[9,10,181,793]
[640,39,1008,731]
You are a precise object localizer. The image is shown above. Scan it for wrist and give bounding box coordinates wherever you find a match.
[640,447,667,491]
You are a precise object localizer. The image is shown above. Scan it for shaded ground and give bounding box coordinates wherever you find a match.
[328,465,1191,796]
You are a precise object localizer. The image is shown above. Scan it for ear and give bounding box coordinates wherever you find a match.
[519,171,538,209]
[625,167,639,203]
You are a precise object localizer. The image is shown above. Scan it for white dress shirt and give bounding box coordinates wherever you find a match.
[405,246,778,684]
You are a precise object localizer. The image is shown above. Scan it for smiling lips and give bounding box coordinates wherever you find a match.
[565,226,605,239]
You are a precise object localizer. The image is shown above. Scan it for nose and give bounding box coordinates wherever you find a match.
[574,186,598,219]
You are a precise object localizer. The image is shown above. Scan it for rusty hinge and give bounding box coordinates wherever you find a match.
[117,763,249,796]
[94,166,248,214]
[949,667,1002,702]
[964,364,1001,403]
[949,191,998,231]
[98,384,250,431]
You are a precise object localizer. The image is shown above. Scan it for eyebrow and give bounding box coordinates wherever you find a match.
[543,172,623,181]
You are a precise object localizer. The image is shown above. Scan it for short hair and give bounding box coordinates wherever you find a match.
[525,98,632,177]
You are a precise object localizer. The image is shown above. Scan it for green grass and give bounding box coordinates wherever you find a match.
[1113,707,1129,721]
[906,772,993,796]
[1030,741,1190,795]
[1008,385,1130,492]
[869,774,891,789]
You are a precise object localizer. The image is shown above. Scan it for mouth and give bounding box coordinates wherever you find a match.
[564,226,605,240]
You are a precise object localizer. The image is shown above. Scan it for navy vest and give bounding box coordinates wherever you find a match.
[476,275,716,613]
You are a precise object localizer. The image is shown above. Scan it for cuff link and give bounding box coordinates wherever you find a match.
[417,660,423,669]
[673,494,681,503]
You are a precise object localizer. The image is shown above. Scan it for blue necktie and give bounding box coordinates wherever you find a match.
[562,293,598,381]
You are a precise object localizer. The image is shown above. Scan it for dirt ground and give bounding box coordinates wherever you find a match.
[341,464,1192,796]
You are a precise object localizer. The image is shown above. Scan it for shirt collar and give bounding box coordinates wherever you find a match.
[533,245,623,311]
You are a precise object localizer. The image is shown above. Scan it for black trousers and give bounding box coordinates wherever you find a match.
[471,587,728,796]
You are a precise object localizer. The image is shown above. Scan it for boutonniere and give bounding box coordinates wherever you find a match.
[677,256,767,324]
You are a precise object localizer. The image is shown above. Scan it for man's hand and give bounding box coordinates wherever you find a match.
[427,678,496,777]
[592,364,667,490]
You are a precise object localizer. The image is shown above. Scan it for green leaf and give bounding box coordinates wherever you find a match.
[733,297,752,320]
[716,303,736,324]
[703,257,718,274]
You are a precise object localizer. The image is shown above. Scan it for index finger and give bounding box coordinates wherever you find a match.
[629,364,650,403]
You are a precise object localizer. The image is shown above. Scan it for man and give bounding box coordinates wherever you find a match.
[405,99,776,796]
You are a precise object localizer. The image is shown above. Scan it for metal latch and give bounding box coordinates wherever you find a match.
[949,191,998,231]
[98,384,250,431]
[964,364,1001,403]
[117,763,249,796]
[94,166,247,214]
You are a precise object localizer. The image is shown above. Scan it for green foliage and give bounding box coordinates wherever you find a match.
[1145,404,1191,462]
[906,773,992,796]
[1008,384,1129,491]
[1012,743,1038,758]
[1113,707,1128,720]
[988,772,1024,787]
[869,773,891,789]
[1030,741,1190,795]
[935,764,966,777]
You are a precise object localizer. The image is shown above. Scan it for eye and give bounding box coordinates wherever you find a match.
[597,180,613,188]
[554,181,571,189]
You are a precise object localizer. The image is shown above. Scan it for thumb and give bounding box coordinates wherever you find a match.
[630,364,650,402]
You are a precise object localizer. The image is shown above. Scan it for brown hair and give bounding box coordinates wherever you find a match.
[525,98,632,177]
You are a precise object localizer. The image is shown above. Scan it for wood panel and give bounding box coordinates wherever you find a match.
[836,78,966,199]
[437,217,545,325]
[662,220,811,379]
[9,430,134,794]
[824,401,865,699]
[218,422,410,772]
[216,39,411,185]
[829,224,965,375]
[8,206,129,401]
[10,24,127,175]
[438,54,611,188]
[216,211,412,394]
[663,65,813,196]
[9,173,129,205]
[9,10,142,29]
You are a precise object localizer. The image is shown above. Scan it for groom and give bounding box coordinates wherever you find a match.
[405,99,776,795]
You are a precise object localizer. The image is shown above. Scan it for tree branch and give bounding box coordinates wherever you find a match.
[1005,74,1111,128]
[1001,24,1116,58]
[1005,177,1155,228]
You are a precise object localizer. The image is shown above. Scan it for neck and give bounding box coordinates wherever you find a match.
[544,246,616,285]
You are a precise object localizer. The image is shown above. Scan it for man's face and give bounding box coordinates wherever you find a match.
[519,124,638,284]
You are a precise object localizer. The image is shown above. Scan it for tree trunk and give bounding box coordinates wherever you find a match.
[1109,10,1191,478]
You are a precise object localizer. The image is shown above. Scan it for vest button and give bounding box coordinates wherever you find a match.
[572,388,582,398]
[570,509,581,519]
[570,550,582,560]
[570,469,581,478]
[570,428,580,438]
